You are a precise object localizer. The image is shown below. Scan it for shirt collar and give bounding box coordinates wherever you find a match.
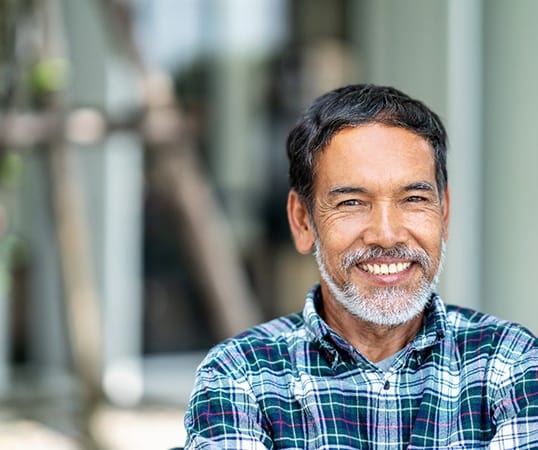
[303,284,331,341]
[302,283,448,356]
[409,294,448,351]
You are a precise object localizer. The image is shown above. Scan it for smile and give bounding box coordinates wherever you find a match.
[359,261,412,276]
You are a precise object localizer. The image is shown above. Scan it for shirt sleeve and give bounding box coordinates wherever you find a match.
[489,347,538,449]
[184,363,272,450]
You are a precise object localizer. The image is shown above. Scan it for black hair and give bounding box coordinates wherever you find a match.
[286,84,447,211]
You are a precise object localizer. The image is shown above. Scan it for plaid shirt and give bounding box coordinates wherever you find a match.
[184,285,538,449]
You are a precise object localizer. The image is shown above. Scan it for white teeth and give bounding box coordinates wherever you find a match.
[360,262,411,275]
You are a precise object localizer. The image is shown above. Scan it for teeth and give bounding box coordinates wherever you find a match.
[361,262,411,275]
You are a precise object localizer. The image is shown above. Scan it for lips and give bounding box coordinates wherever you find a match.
[358,261,412,276]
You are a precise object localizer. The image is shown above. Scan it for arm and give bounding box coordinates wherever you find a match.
[184,365,272,450]
[489,347,538,449]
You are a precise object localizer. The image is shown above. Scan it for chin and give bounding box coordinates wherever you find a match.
[328,280,433,327]
[343,296,429,326]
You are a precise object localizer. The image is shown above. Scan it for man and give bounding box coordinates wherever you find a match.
[184,84,538,449]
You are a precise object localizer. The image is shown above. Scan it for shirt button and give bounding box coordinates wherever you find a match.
[383,380,390,390]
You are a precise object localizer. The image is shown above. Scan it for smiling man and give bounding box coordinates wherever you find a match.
[184,84,538,449]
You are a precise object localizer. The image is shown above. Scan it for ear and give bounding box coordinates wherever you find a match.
[441,186,450,240]
[287,190,315,254]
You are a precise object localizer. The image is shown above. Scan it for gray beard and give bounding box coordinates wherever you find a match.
[314,240,446,326]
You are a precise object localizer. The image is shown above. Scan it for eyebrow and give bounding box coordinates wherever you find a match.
[327,181,436,197]
[403,181,436,192]
[327,186,369,197]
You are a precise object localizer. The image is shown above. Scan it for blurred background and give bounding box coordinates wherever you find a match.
[1,0,537,448]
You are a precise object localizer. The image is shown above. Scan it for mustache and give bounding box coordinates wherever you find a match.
[341,244,432,271]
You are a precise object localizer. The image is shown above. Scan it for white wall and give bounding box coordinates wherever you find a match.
[482,0,538,332]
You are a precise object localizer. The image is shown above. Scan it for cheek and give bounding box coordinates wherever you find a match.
[408,213,445,241]
[414,231,445,266]
[320,220,360,253]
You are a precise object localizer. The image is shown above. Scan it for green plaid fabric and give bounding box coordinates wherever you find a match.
[184,285,538,449]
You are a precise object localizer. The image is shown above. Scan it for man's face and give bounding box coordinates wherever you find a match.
[309,124,449,326]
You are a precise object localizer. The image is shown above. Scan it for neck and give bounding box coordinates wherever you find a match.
[319,284,424,363]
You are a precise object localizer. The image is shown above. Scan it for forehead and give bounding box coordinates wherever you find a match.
[314,124,436,190]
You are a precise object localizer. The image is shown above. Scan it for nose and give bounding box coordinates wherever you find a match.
[361,202,408,248]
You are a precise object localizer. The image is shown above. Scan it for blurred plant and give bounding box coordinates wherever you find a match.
[0,0,38,109]
[29,57,69,98]
[0,150,25,297]
[0,0,37,299]
[0,0,18,108]
[1,0,70,110]
[0,152,24,190]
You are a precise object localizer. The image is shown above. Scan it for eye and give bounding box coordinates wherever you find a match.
[405,196,428,203]
[338,199,366,208]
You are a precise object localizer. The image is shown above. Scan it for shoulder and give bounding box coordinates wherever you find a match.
[196,312,306,378]
[444,304,538,360]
